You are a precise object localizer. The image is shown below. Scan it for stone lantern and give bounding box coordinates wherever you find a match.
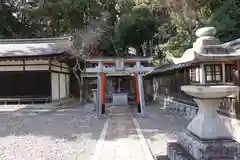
[167,27,240,160]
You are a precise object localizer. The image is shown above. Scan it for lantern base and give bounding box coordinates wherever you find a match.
[167,131,239,160]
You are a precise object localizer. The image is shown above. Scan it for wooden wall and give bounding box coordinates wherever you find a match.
[0,59,70,100]
[0,71,51,98]
[219,60,240,118]
[152,68,195,105]
[50,60,70,100]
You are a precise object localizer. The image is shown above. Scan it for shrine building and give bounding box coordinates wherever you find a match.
[0,37,75,104]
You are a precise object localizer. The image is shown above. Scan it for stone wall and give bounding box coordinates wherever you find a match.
[153,95,198,119]
[149,69,199,119]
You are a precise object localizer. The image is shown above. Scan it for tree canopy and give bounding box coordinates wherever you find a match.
[1,0,240,64]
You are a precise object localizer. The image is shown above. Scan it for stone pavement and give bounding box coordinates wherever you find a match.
[135,106,190,159]
[94,114,154,160]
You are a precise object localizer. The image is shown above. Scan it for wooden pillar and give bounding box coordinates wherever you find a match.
[236,60,240,85]
[85,77,89,101]
[183,68,188,85]
[130,77,134,94]
[136,73,141,113]
[118,78,121,92]
[115,77,118,92]
[236,60,240,117]
[96,61,103,117]
[101,72,106,114]
[176,71,179,99]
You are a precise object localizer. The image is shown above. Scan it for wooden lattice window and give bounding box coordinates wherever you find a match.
[225,64,235,83]
[190,65,200,83]
[204,64,222,83]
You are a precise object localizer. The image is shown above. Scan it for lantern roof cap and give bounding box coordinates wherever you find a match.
[196,27,217,38]
[169,27,240,64]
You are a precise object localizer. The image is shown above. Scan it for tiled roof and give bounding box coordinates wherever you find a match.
[222,38,240,50]
[148,37,240,76]
[148,63,191,75]
[0,37,74,58]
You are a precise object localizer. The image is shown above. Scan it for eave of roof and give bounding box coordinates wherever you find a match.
[222,38,240,50]
[0,37,73,44]
[148,63,191,76]
[85,56,153,63]
[148,37,240,76]
[0,37,75,60]
[0,52,71,61]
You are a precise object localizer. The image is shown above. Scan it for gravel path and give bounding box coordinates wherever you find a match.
[0,103,106,160]
[134,106,190,158]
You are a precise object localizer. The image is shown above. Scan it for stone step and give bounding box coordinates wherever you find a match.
[167,142,195,160]
[108,106,131,115]
[156,155,169,160]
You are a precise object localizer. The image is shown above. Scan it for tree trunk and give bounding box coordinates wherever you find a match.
[133,45,143,56]
[84,78,89,102]
[0,0,3,10]
[80,72,85,103]
[73,69,84,103]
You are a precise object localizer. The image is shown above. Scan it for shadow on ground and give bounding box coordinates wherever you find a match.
[0,102,189,141]
[132,105,190,157]
[0,102,106,141]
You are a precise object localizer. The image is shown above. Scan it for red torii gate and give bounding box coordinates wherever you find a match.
[85,57,153,117]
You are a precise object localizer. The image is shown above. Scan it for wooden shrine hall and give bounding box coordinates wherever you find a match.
[0,37,75,104]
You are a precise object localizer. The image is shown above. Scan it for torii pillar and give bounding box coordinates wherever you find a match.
[135,61,146,114]
[96,61,106,116]
[136,72,141,112]
[101,72,106,114]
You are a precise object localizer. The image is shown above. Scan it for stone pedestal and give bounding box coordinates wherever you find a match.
[167,132,239,160]
[187,98,231,140]
[178,132,237,160]
[167,97,239,160]
[112,92,128,106]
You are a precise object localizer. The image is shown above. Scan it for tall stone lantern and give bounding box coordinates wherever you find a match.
[167,27,240,160]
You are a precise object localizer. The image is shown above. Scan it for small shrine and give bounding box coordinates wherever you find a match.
[167,27,240,159]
